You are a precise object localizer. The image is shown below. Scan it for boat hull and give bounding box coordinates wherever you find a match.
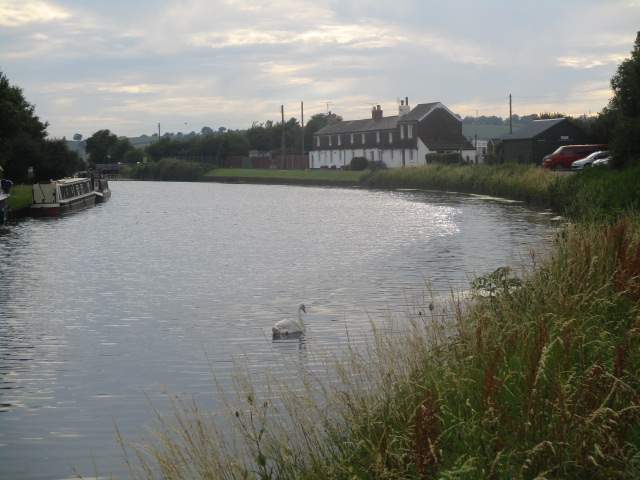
[30,193,96,217]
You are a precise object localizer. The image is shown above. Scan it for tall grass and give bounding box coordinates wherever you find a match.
[365,164,563,208]
[123,215,640,479]
[365,164,640,221]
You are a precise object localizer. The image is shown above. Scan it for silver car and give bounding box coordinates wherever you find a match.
[592,156,611,167]
[571,150,609,170]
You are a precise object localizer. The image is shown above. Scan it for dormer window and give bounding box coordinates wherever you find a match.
[400,125,405,139]
[328,135,332,147]
[361,133,365,144]
[338,135,342,146]
[316,136,320,147]
[350,134,354,144]
[376,131,380,144]
[388,132,393,143]
[408,125,413,139]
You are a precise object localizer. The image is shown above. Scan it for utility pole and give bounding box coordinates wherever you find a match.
[509,94,513,134]
[301,101,305,165]
[157,122,161,140]
[281,105,286,169]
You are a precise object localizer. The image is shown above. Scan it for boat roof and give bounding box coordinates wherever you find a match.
[35,177,90,185]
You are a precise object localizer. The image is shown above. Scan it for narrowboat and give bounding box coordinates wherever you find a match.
[0,178,12,225]
[31,177,95,216]
[0,192,8,225]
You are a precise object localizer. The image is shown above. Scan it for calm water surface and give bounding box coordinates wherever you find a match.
[0,181,556,479]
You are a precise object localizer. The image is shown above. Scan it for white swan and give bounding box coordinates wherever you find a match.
[272,304,306,338]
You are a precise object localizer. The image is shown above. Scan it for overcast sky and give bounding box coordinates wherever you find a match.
[1,0,639,138]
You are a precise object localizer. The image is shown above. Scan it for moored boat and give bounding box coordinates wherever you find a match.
[0,192,8,225]
[0,177,12,225]
[31,177,95,216]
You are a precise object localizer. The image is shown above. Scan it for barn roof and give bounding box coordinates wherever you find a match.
[500,118,566,140]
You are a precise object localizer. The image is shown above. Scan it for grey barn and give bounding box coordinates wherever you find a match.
[498,118,590,164]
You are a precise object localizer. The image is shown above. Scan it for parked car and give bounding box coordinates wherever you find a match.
[542,144,607,170]
[592,156,611,167]
[571,150,609,171]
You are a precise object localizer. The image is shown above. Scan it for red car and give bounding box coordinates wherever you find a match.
[542,144,607,170]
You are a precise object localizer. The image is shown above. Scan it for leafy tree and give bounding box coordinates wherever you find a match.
[201,126,214,135]
[304,113,342,152]
[123,148,144,164]
[0,71,81,182]
[112,137,133,162]
[86,129,118,164]
[37,139,83,180]
[0,71,48,180]
[608,31,640,165]
[73,133,82,141]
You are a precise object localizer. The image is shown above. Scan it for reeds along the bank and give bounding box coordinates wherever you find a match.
[122,215,640,479]
[365,164,562,207]
[365,164,640,221]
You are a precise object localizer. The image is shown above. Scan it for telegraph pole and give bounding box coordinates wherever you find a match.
[301,101,305,163]
[157,122,161,140]
[509,94,513,134]
[281,105,286,169]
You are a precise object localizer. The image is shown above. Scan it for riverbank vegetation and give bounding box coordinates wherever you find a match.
[7,185,32,212]
[124,158,206,182]
[204,168,366,184]
[366,163,640,220]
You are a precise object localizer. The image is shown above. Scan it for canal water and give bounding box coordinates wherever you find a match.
[0,181,556,479]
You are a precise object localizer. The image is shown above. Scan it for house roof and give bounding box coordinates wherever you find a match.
[399,102,440,122]
[316,115,400,135]
[499,118,566,140]
[315,102,449,135]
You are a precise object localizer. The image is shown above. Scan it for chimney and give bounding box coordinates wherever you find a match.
[399,97,411,116]
[372,105,383,120]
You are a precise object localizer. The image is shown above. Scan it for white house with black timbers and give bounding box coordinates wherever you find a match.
[310,99,475,168]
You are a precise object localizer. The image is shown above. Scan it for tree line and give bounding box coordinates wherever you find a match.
[0,72,83,183]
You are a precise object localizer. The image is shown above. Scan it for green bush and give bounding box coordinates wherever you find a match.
[350,156,369,171]
[126,158,205,181]
[425,152,463,164]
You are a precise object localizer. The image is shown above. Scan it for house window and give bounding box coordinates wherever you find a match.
[361,133,366,144]
[350,134,354,144]
[376,131,380,144]
[338,135,342,146]
[400,125,405,139]
[408,125,413,138]
[409,149,414,160]
[328,135,332,147]
[316,136,320,147]
[388,132,393,143]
